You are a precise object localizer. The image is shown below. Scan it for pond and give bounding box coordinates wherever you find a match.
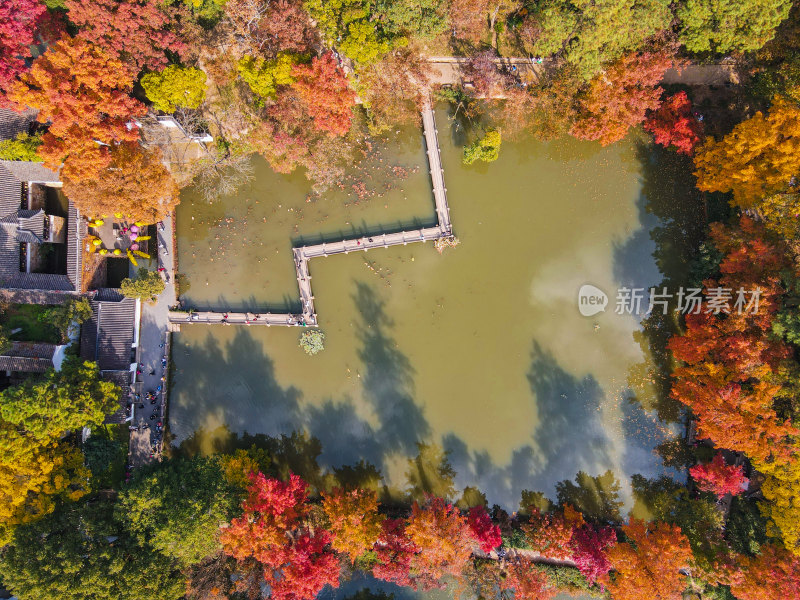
[170,107,704,513]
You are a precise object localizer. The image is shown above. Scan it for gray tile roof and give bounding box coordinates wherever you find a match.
[0,161,59,184]
[81,294,137,371]
[0,160,23,217]
[0,108,36,142]
[0,341,57,373]
[100,369,133,424]
[0,161,83,293]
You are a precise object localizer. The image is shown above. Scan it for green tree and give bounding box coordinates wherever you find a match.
[84,433,127,488]
[237,53,297,100]
[0,132,42,161]
[304,0,393,65]
[0,501,184,600]
[116,456,238,566]
[0,357,120,440]
[555,470,624,522]
[463,129,501,165]
[0,325,9,354]
[121,268,165,301]
[141,65,207,113]
[168,0,226,21]
[677,0,792,53]
[38,298,93,343]
[630,474,726,571]
[406,442,456,501]
[525,0,672,80]
[378,0,448,38]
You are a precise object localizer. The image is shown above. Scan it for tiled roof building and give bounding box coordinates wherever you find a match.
[0,341,59,374]
[0,109,83,296]
[81,294,140,424]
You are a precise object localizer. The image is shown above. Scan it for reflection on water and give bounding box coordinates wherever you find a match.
[170,107,703,512]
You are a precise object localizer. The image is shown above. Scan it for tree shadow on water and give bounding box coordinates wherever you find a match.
[172,281,432,490]
[527,341,614,481]
[169,329,303,445]
[441,341,619,509]
[352,281,430,456]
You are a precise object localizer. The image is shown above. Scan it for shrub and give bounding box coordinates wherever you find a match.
[299,329,324,355]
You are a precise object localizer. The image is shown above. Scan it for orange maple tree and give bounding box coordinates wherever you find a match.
[522,505,585,561]
[9,36,145,182]
[321,487,384,561]
[570,47,675,146]
[291,53,356,137]
[668,217,798,464]
[601,519,692,600]
[500,559,557,600]
[729,544,800,600]
[405,497,475,587]
[61,143,178,224]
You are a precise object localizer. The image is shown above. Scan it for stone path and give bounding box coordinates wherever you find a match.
[426,56,739,89]
[129,216,177,467]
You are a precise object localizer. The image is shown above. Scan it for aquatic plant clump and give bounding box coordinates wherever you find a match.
[299,329,325,355]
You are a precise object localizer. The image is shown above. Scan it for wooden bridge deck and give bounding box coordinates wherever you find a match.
[170,104,453,329]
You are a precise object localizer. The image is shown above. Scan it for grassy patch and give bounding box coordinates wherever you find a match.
[0,304,60,343]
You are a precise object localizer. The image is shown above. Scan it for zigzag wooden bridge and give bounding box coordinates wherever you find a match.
[168,103,455,329]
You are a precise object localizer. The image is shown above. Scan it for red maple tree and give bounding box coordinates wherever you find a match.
[220,472,309,562]
[291,53,356,137]
[264,531,340,600]
[0,0,47,106]
[690,453,749,497]
[372,518,417,588]
[220,473,339,600]
[569,524,617,584]
[224,0,317,55]
[65,0,186,72]
[644,91,703,155]
[466,505,502,553]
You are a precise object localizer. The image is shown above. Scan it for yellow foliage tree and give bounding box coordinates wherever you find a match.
[757,191,800,238]
[0,424,89,544]
[321,487,384,561]
[694,97,800,207]
[757,458,800,556]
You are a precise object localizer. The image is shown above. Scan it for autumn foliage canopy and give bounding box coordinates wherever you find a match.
[9,36,145,182]
[689,452,749,498]
[644,91,703,155]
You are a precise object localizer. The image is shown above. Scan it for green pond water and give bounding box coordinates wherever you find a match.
[171,107,703,513]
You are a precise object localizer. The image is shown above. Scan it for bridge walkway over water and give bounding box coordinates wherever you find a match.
[169,103,454,328]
